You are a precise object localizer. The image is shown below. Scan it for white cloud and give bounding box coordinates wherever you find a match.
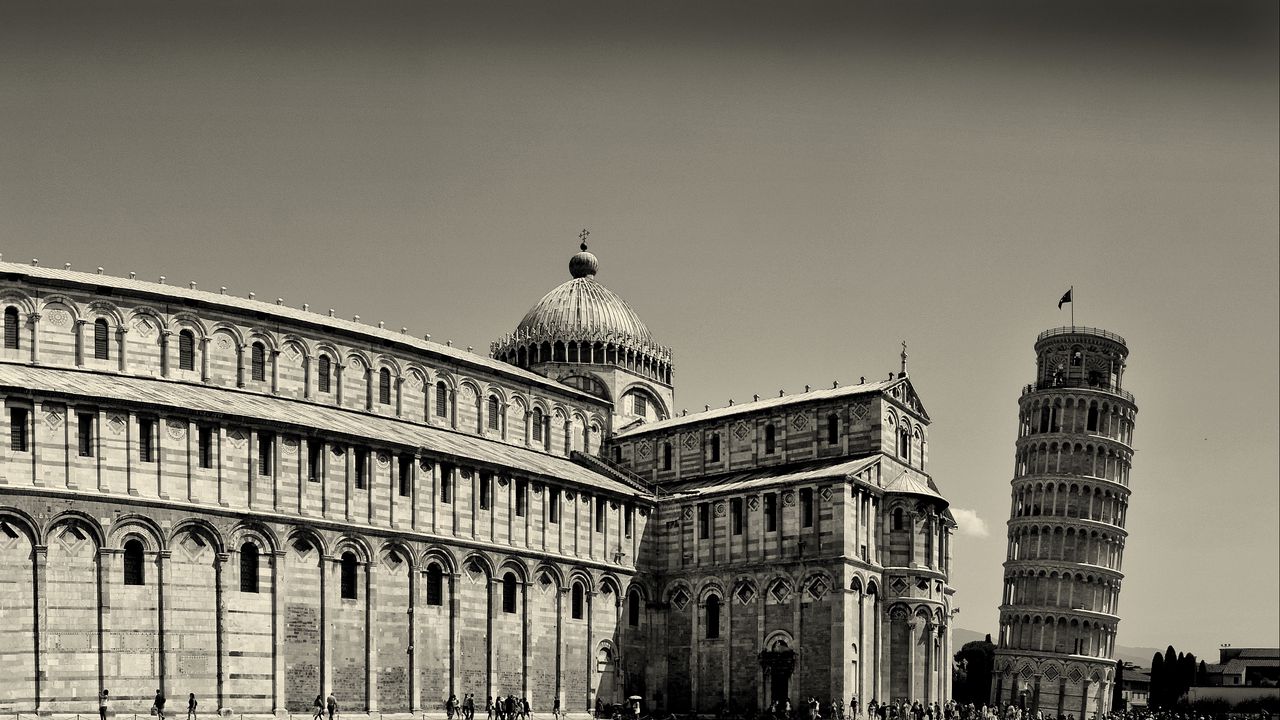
[951,507,990,538]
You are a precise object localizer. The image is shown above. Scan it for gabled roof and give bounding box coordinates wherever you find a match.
[614,375,930,439]
[0,261,602,404]
[0,364,647,499]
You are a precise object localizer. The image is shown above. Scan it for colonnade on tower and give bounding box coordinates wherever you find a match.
[992,327,1137,720]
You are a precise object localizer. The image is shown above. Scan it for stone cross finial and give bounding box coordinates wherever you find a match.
[901,340,908,374]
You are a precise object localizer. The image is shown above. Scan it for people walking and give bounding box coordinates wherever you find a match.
[98,689,110,720]
[312,695,324,720]
[153,689,167,720]
[447,695,459,720]
[522,697,532,720]
[465,694,476,720]
[326,691,338,720]
[187,693,197,720]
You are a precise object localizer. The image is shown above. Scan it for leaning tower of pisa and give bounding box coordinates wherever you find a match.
[991,326,1137,718]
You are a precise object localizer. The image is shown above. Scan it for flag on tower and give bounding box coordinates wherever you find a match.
[1058,288,1072,309]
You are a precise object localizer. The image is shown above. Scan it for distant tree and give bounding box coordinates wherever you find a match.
[1163,646,1179,707]
[1151,652,1166,708]
[953,635,996,705]
[1112,663,1126,712]
[1180,653,1198,699]
[1197,660,1208,686]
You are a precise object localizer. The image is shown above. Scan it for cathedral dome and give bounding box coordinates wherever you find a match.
[491,236,672,377]
[515,244,654,347]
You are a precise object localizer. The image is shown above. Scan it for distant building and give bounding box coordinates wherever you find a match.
[1116,664,1149,711]
[1201,648,1280,688]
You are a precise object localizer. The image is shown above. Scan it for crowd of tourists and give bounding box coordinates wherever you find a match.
[446,692,538,720]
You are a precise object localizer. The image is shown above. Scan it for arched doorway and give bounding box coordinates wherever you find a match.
[759,634,796,707]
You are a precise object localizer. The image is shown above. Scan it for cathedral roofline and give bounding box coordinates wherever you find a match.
[613,375,917,439]
[0,260,603,405]
[0,363,643,500]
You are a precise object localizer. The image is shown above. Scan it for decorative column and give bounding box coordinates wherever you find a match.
[303,353,313,399]
[345,444,354,521]
[32,544,48,712]
[157,549,171,694]
[447,570,461,696]
[215,552,229,711]
[97,548,116,696]
[366,558,378,712]
[272,551,288,715]
[270,349,280,394]
[409,565,421,713]
[74,319,86,366]
[159,330,171,377]
[336,363,345,405]
[321,555,334,694]
[26,312,41,364]
[118,326,130,373]
[199,337,209,382]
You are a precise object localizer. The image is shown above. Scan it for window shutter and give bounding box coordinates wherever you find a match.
[179,331,195,370]
[3,308,19,349]
[94,320,110,359]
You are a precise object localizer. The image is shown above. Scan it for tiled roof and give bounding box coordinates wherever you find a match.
[660,456,881,497]
[614,377,904,439]
[883,471,947,502]
[0,363,647,499]
[0,261,600,404]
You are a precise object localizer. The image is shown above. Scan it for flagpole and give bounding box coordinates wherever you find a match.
[1071,285,1075,328]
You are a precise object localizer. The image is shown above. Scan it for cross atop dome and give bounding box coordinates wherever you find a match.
[569,229,599,278]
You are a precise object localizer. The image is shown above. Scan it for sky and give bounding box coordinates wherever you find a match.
[1,0,1276,660]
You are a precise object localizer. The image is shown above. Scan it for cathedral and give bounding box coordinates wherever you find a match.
[0,239,955,716]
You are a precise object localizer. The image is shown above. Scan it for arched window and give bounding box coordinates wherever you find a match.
[435,382,449,418]
[488,396,500,430]
[709,433,721,463]
[93,318,110,360]
[662,442,672,471]
[532,408,544,442]
[240,543,260,593]
[340,552,358,599]
[502,572,518,614]
[892,508,904,532]
[251,342,266,382]
[123,539,145,586]
[571,581,585,619]
[3,307,19,349]
[426,563,444,606]
[178,330,195,370]
[898,426,911,462]
[827,413,839,445]
[379,368,392,405]
[705,595,721,639]
[317,355,332,393]
[628,591,641,627]
[764,424,776,454]
[1087,405,1099,432]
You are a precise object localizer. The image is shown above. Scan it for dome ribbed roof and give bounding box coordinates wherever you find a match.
[516,275,655,346]
[491,237,671,363]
